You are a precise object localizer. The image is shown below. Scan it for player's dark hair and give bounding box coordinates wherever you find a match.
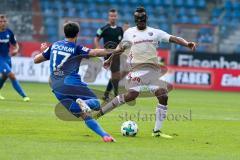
[135,6,146,14]
[109,8,117,13]
[134,6,147,23]
[0,14,6,19]
[64,21,79,38]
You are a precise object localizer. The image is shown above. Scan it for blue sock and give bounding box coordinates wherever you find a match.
[0,77,7,89]
[85,99,100,110]
[10,79,26,97]
[62,100,108,137]
[85,118,108,137]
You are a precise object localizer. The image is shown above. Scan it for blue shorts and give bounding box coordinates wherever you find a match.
[0,59,12,75]
[52,81,100,110]
[53,84,97,101]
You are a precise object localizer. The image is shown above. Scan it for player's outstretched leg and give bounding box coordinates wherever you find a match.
[152,88,172,139]
[85,117,116,142]
[61,99,115,142]
[95,91,139,119]
[0,74,7,100]
[76,99,115,142]
[8,72,30,102]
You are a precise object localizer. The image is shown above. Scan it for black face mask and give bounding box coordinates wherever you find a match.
[134,12,147,30]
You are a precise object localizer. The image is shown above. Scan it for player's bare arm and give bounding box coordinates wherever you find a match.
[103,41,131,69]
[11,43,19,56]
[34,53,47,64]
[169,36,197,51]
[88,47,124,57]
[103,54,114,69]
[34,42,124,63]
[102,45,120,68]
[34,42,50,64]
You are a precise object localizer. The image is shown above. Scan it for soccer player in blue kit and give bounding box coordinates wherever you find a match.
[0,14,30,101]
[34,21,124,142]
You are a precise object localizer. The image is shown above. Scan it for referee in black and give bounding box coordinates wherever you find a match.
[94,9,123,101]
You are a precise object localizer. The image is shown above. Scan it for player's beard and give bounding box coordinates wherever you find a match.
[136,21,146,30]
[109,20,116,26]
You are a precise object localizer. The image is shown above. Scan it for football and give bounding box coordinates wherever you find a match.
[121,121,138,136]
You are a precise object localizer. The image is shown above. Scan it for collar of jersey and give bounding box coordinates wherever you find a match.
[109,25,117,29]
[64,39,75,44]
[136,26,148,32]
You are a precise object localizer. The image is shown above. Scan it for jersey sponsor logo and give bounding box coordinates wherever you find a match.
[134,39,154,44]
[52,44,75,53]
[175,71,211,85]
[0,39,9,43]
[221,74,240,87]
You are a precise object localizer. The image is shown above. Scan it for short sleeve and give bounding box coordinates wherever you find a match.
[42,45,52,60]
[156,29,171,43]
[76,45,91,55]
[96,27,104,38]
[121,29,130,42]
[9,30,17,45]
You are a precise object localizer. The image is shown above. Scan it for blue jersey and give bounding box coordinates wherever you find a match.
[0,28,16,60]
[42,40,100,111]
[42,40,91,89]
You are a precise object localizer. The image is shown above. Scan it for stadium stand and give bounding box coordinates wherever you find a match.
[0,0,35,41]
[39,0,206,46]
[213,0,240,53]
[2,0,240,53]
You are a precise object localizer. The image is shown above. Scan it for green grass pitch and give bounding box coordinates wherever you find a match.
[0,82,239,160]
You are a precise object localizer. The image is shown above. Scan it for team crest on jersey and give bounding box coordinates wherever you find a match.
[148,32,153,36]
[133,35,136,38]
[6,34,9,38]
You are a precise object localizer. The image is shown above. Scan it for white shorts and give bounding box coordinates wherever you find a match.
[125,66,168,93]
